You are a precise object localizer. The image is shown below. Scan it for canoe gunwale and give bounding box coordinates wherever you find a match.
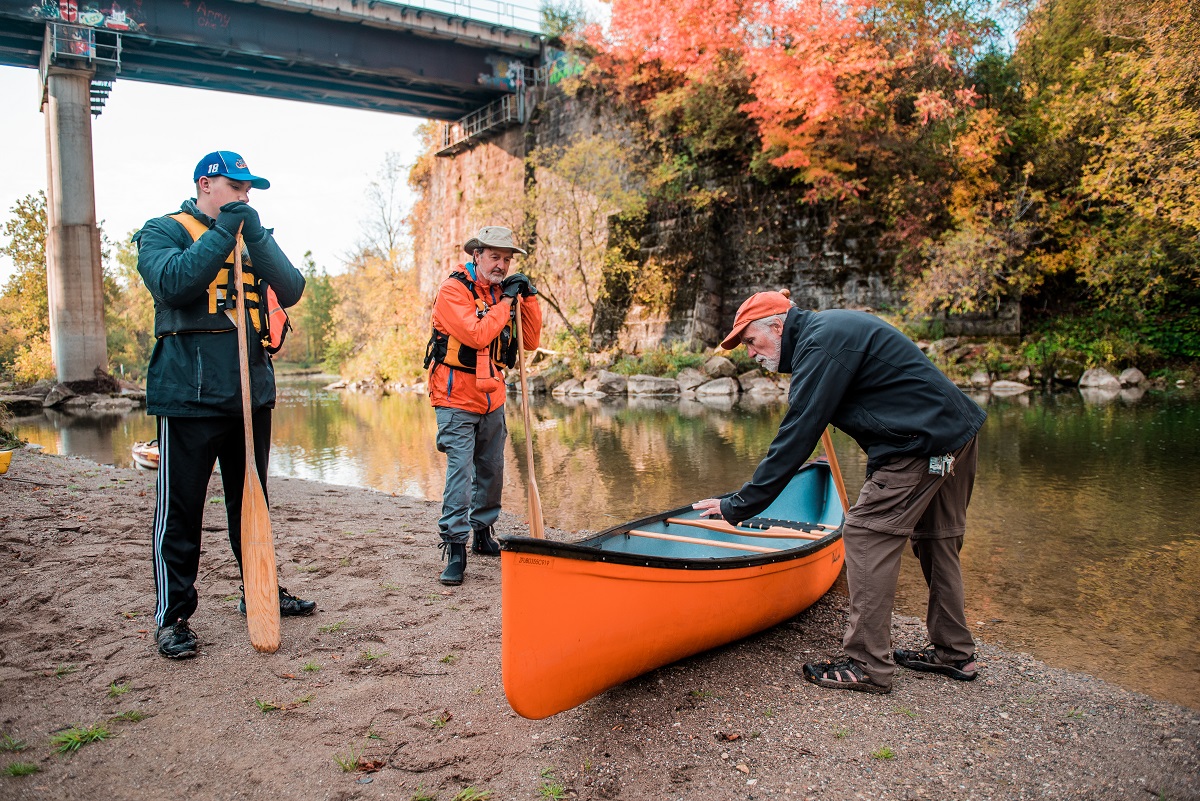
[499,504,843,572]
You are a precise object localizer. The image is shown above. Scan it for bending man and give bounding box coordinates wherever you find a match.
[694,291,986,694]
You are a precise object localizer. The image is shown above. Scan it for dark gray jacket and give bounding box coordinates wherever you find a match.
[134,200,304,417]
[720,308,986,523]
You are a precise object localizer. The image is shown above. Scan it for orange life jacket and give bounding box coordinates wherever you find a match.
[168,212,291,353]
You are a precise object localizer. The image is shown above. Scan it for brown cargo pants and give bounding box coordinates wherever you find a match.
[840,435,980,688]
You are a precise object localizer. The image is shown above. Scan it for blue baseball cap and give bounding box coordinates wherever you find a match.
[193,151,270,189]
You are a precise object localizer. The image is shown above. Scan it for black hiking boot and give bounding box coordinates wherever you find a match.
[439,542,467,585]
[156,618,199,659]
[471,525,501,556]
[238,586,317,617]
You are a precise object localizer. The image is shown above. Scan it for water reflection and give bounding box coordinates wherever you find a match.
[13,384,1200,709]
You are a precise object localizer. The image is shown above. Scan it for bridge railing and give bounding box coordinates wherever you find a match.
[381,0,541,32]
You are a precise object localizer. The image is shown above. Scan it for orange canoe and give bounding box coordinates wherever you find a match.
[500,460,845,720]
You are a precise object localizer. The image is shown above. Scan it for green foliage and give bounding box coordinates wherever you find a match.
[0,192,51,382]
[3,762,39,777]
[609,343,707,377]
[287,252,338,367]
[50,723,111,753]
[105,231,155,380]
[0,734,28,752]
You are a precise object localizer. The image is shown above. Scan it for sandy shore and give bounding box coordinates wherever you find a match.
[1,449,1197,801]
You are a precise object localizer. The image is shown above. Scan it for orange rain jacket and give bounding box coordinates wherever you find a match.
[428,266,543,415]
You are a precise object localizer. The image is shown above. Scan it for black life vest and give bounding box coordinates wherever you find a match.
[423,271,517,374]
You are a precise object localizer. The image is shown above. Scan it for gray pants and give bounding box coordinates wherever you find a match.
[435,406,507,544]
[841,435,980,687]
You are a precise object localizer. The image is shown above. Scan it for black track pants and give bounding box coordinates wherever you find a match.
[152,410,271,627]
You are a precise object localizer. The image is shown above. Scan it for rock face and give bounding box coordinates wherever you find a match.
[42,384,76,408]
[675,368,707,393]
[593,370,628,395]
[552,378,582,397]
[696,377,739,396]
[1079,368,1121,389]
[990,380,1032,394]
[970,371,992,389]
[703,356,737,378]
[1118,367,1145,387]
[626,375,680,395]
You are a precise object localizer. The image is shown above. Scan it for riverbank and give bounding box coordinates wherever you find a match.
[1,449,1197,800]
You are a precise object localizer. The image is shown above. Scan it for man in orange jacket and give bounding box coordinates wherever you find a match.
[425,226,542,585]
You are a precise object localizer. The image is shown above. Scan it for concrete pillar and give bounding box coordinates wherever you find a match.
[42,65,107,384]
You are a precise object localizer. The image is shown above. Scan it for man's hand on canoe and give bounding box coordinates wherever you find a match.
[693,498,725,519]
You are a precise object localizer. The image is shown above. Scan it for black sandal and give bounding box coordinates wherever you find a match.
[893,646,977,681]
[802,659,891,694]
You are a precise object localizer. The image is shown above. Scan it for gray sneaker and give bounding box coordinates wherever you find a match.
[156,618,199,659]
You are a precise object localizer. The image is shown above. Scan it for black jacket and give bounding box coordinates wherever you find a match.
[720,308,986,523]
[134,200,305,417]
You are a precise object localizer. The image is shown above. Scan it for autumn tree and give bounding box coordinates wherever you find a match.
[0,192,52,382]
[526,134,647,346]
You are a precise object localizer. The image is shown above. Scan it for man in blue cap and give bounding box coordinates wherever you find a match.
[134,151,314,659]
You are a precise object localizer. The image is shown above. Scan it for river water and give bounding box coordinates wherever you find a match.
[13,380,1200,710]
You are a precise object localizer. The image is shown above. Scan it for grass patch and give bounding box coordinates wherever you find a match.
[411,787,436,801]
[360,650,387,662]
[208,496,224,504]
[439,653,458,665]
[0,734,28,752]
[380,582,403,591]
[871,746,896,760]
[302,662,322,673]
[318,621,347,634]
[254,699,281,713]
[452,789,491,801]
[833,727,850,739]
[50,724,111,753]
[338,556,352,567]
[51,663,79,678]
[107,682,129,698]
[333,745,360,772]
[689,689,714,699]
[431,711,451,729]
[110,710,146,723]
[893,706,917,718]
[296,564,320,573]
[539,781,567,799]
[2,762,39,777]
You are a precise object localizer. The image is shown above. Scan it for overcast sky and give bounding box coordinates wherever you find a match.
[0,65,424,283]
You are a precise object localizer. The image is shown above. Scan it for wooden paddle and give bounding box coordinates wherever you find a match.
[234,231,281,653]
[821,428,850,514]
[514,296,545,539]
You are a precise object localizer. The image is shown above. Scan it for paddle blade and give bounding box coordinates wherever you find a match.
[242,470,280,653]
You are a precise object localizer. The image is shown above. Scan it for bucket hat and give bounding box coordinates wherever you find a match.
[463,226,527,256]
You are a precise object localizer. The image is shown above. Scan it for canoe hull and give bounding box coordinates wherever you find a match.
[500,461,845,720]
[501,538,843,719]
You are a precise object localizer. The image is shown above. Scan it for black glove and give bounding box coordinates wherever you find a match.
[216,201,264,241]
[500,273,537,300]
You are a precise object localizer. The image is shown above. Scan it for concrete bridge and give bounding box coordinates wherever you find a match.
[0,0,543,382]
